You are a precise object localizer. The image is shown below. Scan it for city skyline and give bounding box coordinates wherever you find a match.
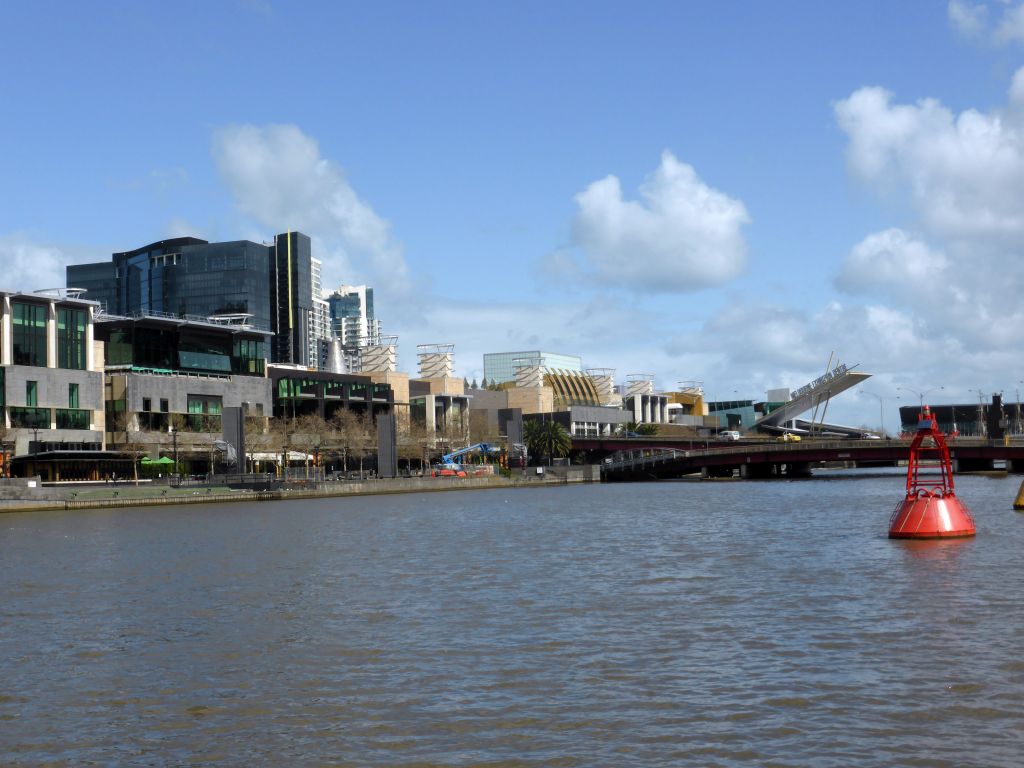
[4,2,1024,426]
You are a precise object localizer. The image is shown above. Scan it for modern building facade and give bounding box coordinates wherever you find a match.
[67,231,315,367]
[326,284,381,349]
[269,366,394,422]
[309,257,331,370]
[482,350,583,385]
[0,289,106,479]
[94,312,274,470]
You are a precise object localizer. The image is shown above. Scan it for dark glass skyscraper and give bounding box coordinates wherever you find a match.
[67,232,314,366]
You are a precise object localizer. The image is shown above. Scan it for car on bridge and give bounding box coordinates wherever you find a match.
[777,433,802,442]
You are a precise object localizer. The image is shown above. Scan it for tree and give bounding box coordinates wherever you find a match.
[264,418,294,478]
[636,423,659,436]
[350,411,376,477]
[470,378,478,389]
[110,410,145,484]
[406,421,435,472]
[328,408,362,475]
[293,413,329,476]
[523,419,571,465]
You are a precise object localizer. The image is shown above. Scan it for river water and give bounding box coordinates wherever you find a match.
[3,471,1024,766]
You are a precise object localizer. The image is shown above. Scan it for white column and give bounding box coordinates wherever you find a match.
[1,295,10,366]
[47,301,57,368]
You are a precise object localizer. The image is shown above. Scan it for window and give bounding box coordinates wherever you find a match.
[160,399,169,413]
[26,381,37,407]
[12,302,47,367]
[69,383,79,409]
[57,307,87,370]
[56,409,89,430]
[142,397,151,412]
[185,394,223,431]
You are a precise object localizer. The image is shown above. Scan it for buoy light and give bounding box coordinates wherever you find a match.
[888,405,976,539]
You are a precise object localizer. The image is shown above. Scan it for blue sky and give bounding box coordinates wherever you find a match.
[4,1,1024,429]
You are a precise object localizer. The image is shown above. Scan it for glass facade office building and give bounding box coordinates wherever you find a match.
[483,351,584,385]
[68,233,314,367]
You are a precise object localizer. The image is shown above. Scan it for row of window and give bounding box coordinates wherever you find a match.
[24,381,79,408]
[7,407,90,430]
[10,303,88,370]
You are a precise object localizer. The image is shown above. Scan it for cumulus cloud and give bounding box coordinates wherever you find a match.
[568,151,750,292]
[0,234,71,292]
[824,69,1024,422]
[212,124,409,293]
[836,228,949,295]
[835,81,1024,240]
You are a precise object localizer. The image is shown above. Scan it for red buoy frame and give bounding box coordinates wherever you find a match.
[888,405,976,539]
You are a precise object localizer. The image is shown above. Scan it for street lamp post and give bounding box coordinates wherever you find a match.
[897,386,944,435]
[862,390,894,437]
[897,385,945,411]
[1011,382,1019,436]
[169,424,178,486]
[971,388,987,438]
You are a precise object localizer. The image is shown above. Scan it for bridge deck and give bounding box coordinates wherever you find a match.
[574,437,1024,479]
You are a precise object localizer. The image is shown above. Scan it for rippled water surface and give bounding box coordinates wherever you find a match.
[4,473,1024,766]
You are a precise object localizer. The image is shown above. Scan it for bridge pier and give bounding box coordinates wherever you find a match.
[779,462,813,478]
[702,465,736,479]
[740,463,774,479]
[953,457,995,472]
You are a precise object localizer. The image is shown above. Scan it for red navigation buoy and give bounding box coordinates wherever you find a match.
[888,405,976,539]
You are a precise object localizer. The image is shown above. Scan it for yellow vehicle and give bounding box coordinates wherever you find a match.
[776,433,801,442]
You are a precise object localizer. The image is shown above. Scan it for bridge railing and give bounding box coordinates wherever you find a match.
[600,438,913,472]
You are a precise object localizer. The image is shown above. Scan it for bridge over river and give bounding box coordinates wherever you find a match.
[571,437,1024,480]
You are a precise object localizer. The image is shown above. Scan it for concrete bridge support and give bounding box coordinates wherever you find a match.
[702,465,736,479]
[779,462,813,478]
[953,457,995,472]
[740,463,774,479]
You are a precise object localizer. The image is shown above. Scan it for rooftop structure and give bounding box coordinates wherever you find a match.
[483,350,583,385]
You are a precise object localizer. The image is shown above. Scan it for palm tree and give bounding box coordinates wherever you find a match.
[524,419,572,465]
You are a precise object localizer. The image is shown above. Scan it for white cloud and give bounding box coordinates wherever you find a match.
[569,151,750,292]
[835,81,1024,240]
[836,228,949,295]
[949,1,989,39]
[0,234,71,293]
[947,1,1024,45]
[822,69,1024,424]
[995,2,1024,43]
[212,124,409,293]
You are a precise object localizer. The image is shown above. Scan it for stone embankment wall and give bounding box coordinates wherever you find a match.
[0,465,601,513]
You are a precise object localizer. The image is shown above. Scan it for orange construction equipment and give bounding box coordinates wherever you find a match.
[889,405,976,539]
